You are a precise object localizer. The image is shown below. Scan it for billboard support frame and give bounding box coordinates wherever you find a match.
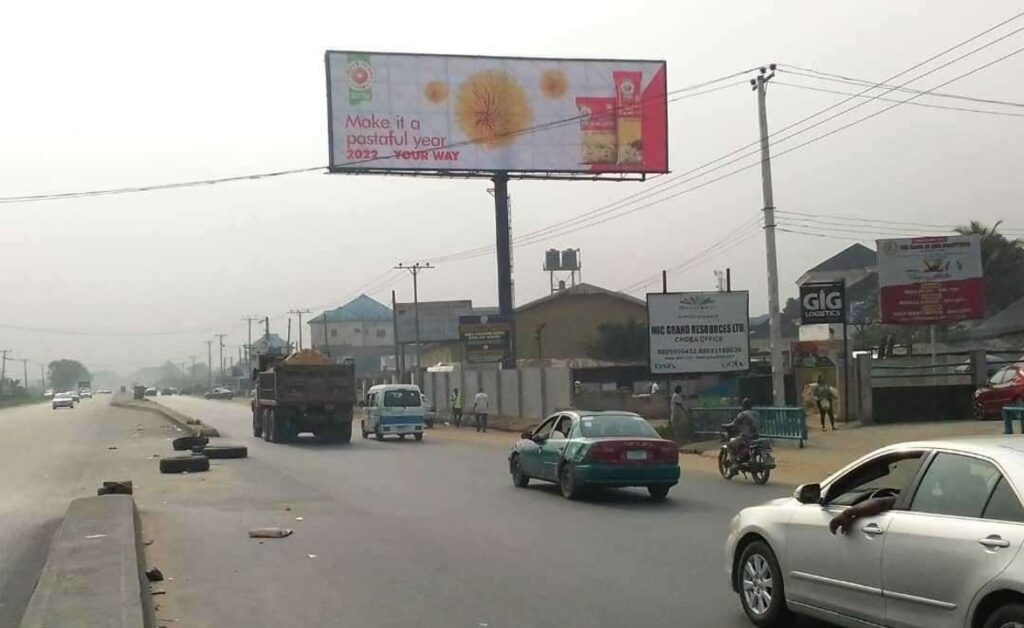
[325,168,649,182]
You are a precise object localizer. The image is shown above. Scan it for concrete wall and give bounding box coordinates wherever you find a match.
[501,369,520,417]
[515,293,646,360]
[546,367,571,413]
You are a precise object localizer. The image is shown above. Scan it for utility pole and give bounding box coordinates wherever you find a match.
[40,364,45,391]
[188,355,198,387]
[0,349,10,392]
[17,358,28,393]
[391,290,402,383]
[752,64,785,407]
[215,334,227,381]
[288,309,312,351]
[242,315,261,368]
[395,262,434,385]
[206,340,214,388]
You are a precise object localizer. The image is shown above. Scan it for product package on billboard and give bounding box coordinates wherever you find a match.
[325,51,668,174]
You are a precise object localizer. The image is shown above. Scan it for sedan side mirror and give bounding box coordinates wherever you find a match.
[520,431,532,439]
[794,483,821,504]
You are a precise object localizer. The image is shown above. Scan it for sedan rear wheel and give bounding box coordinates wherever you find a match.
[975,400,987,420]
[738,541,789,627]
[647,485,669,500]
[559,464,581,500]
[983,603,1024,628]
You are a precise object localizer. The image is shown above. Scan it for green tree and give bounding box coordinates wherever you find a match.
[587,319,648,362]
[48,359,91,392]
[954,220,1024,315]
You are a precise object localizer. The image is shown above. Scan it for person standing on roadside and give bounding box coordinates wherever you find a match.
[473,387,490,433]
[816,375,837,431]
[450,388,463,427]
[670,385,686,437]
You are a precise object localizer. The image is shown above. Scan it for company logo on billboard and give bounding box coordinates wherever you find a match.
[678,295,714,310]
[346,54,373,105]
[799,283,846,324]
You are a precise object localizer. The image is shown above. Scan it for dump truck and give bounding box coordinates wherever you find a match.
[251,349,356,443]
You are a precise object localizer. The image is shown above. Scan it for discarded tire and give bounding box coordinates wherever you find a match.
[172,435,209,451]
[195,445,248,460]
[159,454,210,474]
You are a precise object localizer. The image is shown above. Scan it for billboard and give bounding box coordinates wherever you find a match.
[395,300,474,344]
[800,282,846,325]
[459,315,513,364]
[877,235,985,324]
[325,51,668,174]
[647,292,750,375]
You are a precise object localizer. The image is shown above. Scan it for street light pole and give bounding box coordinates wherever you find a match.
[215,334,227,381]
[752,64,785,406]
[395,262,434,385]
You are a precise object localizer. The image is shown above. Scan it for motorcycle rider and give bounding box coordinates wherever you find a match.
[723,398,761,471]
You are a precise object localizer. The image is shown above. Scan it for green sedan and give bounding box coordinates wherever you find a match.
[508,411,680,501]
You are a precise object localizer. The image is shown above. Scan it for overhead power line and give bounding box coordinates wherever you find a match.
[0,69,756,205]
[774,80,1024,117]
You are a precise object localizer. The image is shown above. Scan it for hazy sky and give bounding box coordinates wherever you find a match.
[3,0,1024,376]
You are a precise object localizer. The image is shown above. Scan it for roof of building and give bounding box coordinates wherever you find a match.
[516,283,646,312]
[749,313,799,340]
[969,296,1024,340]
[252,333,289,352]
[805,243,877,274]
[308,294,392,324]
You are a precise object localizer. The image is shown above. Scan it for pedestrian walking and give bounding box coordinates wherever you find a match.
[473,387,490,433]
[450,388,463,427]
[815,375,837,431]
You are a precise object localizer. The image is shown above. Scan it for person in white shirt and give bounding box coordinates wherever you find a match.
[473,388,490,433]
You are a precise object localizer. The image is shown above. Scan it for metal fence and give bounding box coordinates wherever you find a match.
[691,406,808,447]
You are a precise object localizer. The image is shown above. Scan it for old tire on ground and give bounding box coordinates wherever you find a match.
[198,445,248,459]
[737,541,790,627]
[159,454,210,474]
[648,485,670,500]
[511,454,529,488]
[172,435,208,451]
[982,602,1024,628]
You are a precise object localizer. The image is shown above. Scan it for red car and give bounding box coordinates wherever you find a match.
[974,364,1024,418]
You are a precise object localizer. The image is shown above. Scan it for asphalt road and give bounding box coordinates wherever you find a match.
[149,395,828,628]
[0,396,184,626]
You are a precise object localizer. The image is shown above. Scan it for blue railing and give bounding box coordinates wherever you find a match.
[691,406,809,448]
[1003,406,1024,435]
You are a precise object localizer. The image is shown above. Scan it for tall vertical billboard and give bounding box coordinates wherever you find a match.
[877,235,985,324]
[325,51,668,174]
[647,292,750,374]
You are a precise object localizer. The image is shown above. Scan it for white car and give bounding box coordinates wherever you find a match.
[52,393,74,409]
[80,389,93,399]
[726,437,1024,628]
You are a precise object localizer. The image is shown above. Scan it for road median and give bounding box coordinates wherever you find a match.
[18,494,155,628]
[112,395,220,437]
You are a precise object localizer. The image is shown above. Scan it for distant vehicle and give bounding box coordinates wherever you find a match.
[252,350,355,443]
[80,389,93,399]
[43,389,54,399]
[508,411,679,500]
[69,390,81,403]
[362,384,426,441]
[144,387,157,397]
[726,438,1024,628]
[204,387,234,400]
[974,364,1024,418]
[96,389,112,394]
[161,387,178,396]
[52,393,75,410]
[955,354,1015,378]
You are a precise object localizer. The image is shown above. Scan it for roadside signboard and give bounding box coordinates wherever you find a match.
[647,292,750,375]
[395,300,474,344]
[877,235,985,324]
[799,282,846,325]
[325,51,668,174]
[459,315,513,364]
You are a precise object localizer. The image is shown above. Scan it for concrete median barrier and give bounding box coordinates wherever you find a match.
[112,395,219,437]
[18,494,155,628]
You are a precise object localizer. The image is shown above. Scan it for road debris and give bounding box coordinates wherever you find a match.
[84,534,107,540]
[151,589,167,596]
[146,567,164,582]
[248,527,294,538]
[295,516,304,521]
[107,446,118,450]
[307,554,317,559]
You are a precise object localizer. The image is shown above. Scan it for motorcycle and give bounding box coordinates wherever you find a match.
[718,424,776,485]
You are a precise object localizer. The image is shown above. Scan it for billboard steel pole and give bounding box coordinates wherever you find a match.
[493,172,516,369]
[753,65,785,407]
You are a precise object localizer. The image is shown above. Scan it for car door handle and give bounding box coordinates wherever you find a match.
[978,536,1011,549]
[862,523,884,536]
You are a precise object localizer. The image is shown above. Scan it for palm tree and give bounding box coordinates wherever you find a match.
[953,221,1024,315]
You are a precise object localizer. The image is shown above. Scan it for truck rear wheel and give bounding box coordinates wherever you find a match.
[264,409,276,443]
[337,421,352,443]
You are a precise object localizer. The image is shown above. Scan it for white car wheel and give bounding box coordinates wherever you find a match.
[742,553,774,616]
